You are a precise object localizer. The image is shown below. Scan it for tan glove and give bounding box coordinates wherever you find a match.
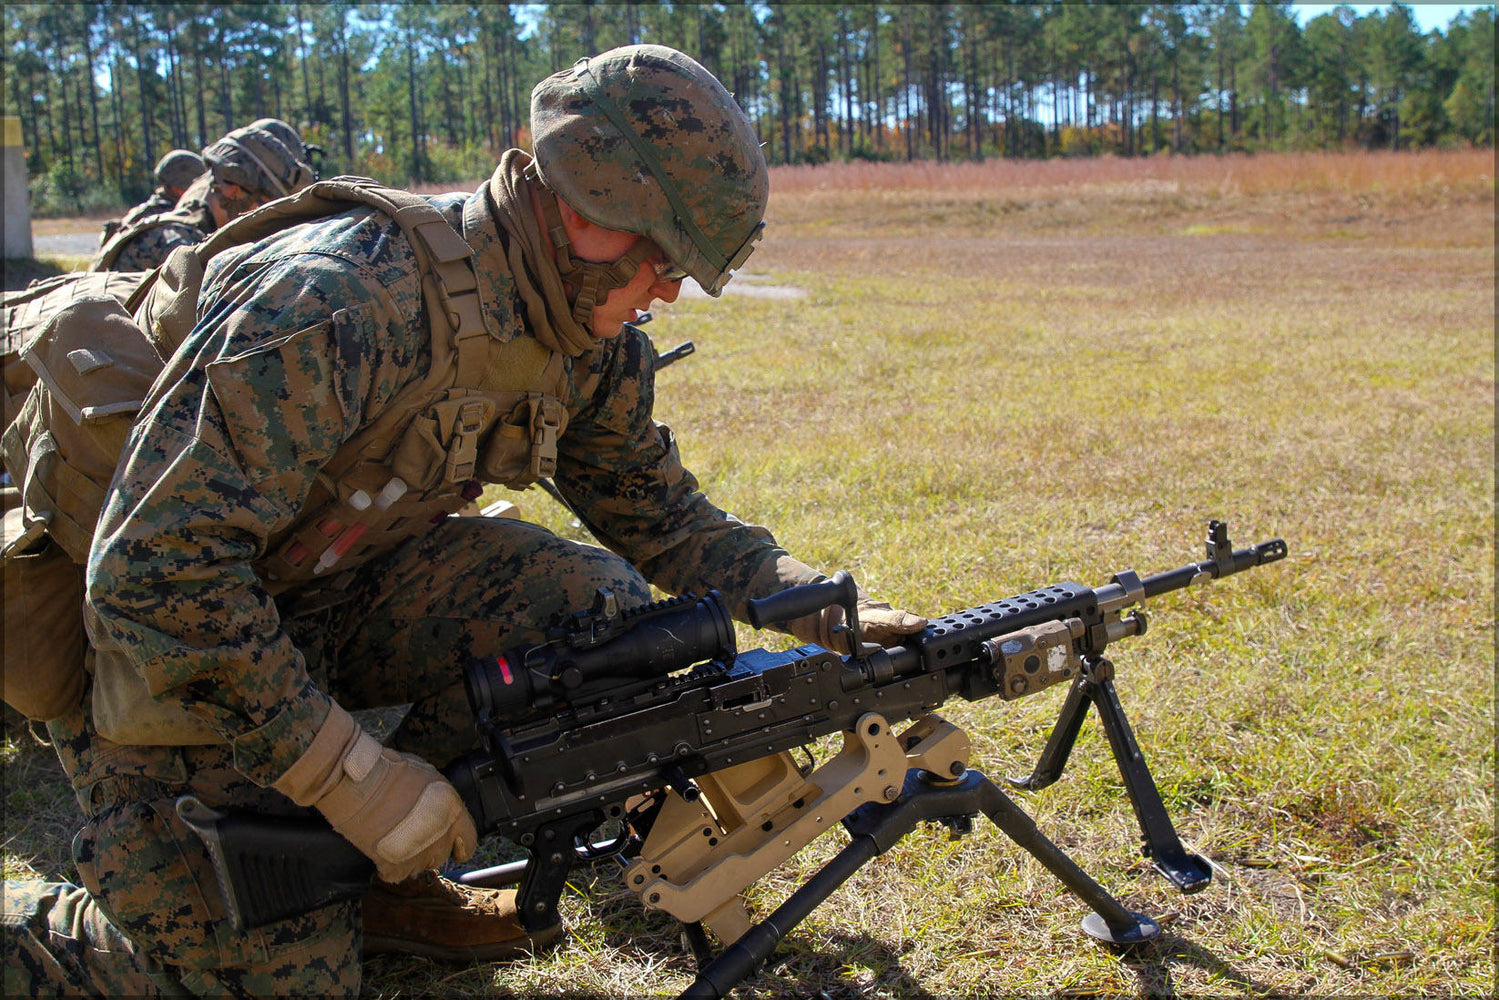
[787,594,929,654]
[273,702,477,884]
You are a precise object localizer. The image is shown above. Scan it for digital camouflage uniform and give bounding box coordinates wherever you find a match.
[97,216,209,273]
[108,190,176,234]
[4,161,814,996]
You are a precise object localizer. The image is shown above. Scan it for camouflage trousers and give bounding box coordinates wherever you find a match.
[3,514,652,997]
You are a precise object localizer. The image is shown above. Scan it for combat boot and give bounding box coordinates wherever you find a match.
[362,871,562,961]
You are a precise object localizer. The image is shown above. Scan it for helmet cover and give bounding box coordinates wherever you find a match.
[154,149,205,191]
[203,123,315,201]
[530,44,767,295]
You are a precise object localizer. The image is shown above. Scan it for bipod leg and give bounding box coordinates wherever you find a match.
[1087,658,1212,895]
[1008,671,1093,791]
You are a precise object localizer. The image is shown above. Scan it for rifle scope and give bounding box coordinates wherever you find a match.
[464,592,736,725]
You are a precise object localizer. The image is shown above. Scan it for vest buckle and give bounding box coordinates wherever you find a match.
[445,398,491,483]
[529,397,565,480]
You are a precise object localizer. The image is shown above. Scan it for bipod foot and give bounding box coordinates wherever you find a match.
[1081,909,1161,947]
[1153,852,1213,895]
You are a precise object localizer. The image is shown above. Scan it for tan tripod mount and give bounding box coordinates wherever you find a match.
[622,712,971,944]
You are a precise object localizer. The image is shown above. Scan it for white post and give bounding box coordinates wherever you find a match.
[3,115,34,259]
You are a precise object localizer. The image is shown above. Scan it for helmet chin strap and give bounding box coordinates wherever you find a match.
[531,167,659,329]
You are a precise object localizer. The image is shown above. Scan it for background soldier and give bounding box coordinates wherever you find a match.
[89,119,315,273]
[98,148,206,244]
[4,44,925,996]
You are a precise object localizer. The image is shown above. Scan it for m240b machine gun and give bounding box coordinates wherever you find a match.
[180,520,1286,997]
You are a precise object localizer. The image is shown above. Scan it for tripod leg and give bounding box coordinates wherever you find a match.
[974,773,1161,945]
[677,834,881,999]
[681,921,715,969]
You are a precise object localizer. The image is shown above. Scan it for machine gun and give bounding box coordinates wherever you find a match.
[179,520,1285,997]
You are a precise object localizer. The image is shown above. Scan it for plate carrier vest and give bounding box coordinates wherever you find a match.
[3,177,567,731]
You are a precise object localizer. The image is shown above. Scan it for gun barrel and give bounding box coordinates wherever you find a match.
[656,340,695,369]
[1140,537,1287,599]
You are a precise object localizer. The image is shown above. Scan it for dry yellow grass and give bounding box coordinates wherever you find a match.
[770,148,1494,197]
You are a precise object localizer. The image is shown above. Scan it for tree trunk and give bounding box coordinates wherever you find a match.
[129,11,157,169]
[110,56,127,190]
[1172,56,1182,152]
[193,36,208,147]
[405,24,422,181]
[868,5,882,152]
[480,26,497,152]
[901,21,915,160]
[162,9,184,147]
[838,12,853,155]
[1150,68,1160,152]
[338,8,354,160]
[296,4,314,128]
[219,33,234,136]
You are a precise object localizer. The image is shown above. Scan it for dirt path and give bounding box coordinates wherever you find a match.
[32,231,100,255]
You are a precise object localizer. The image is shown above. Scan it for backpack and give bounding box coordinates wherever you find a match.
[1,177,539,724]
[2,270,153,722]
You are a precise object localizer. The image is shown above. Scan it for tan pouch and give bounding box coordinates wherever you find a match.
[89,641,222,746]
[479,395,568,488]
[389,395,498,491]
[1,508,87,722]
[133,242,206,358]
[3,294,165,563]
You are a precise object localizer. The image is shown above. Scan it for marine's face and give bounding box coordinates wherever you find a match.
[588,242,684,340]
[207,176,259,228]
[554,198,686,340]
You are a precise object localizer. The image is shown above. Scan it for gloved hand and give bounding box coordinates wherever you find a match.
[787,593,928,653]
[273,702,477,884]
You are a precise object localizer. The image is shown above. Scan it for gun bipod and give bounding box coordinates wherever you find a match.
[1007,655,1212,895]
[677,764,1161,999]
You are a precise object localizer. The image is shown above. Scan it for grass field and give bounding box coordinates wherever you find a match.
[4,149,1493,997]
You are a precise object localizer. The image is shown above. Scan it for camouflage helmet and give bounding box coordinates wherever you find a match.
[154,149,205,191]
[202,122,315,202]
[247,117,303,153]
[530,44,767,296]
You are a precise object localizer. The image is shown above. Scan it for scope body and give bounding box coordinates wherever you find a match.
[451,581,1103,841]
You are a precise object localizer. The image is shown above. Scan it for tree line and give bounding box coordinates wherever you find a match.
[6,2,1494,215]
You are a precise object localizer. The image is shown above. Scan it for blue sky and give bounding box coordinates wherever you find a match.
[1291,3,1493,31]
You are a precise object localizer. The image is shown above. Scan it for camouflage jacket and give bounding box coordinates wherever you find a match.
[86,189,813,786]
[98,190,176,245]
[91,215,207,273]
